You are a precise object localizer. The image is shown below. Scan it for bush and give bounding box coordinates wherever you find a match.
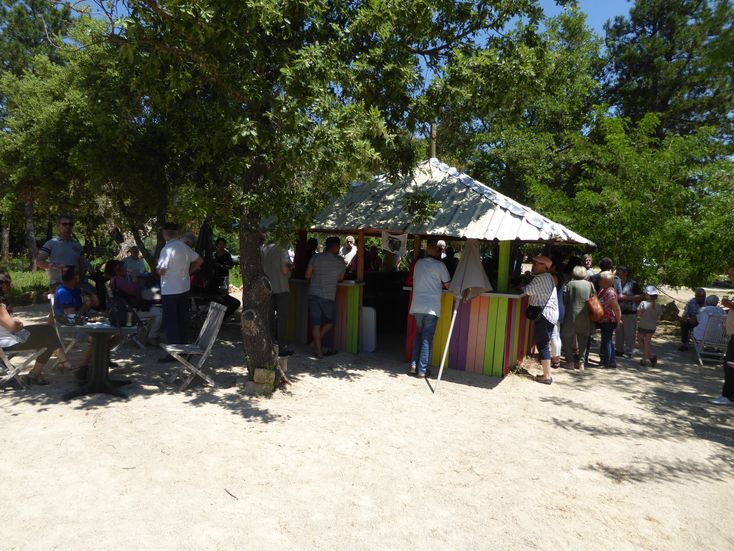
[7,270,49,305]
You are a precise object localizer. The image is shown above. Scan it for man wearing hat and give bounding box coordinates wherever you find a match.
[524,255,559,384]
[156,223,203,362]
[615,266,643,357]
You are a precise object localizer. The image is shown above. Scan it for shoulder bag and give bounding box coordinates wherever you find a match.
[526,276,554,321]
[586,283,605,323]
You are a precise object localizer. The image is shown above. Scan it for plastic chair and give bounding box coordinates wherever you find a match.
[693,314,728,366]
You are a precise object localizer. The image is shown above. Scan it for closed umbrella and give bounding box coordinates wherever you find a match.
[434,239,492,393]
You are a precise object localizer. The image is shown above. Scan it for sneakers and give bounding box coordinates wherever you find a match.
[415,371,427,379]
[709,396,734,405]
[407,364,417,376]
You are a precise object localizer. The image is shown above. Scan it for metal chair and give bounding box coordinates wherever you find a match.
[160,302,226,391]
[1,346,47,389]
[693,313,728,366]
[46,294,80,372]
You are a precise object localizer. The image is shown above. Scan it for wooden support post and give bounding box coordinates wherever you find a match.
[497,241,511,292]
[413,234,422,258]
[357,230,365,281]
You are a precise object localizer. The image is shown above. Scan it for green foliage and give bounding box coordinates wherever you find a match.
[403,190,441,226]
[6,269,48,305]
[604,0,734,148]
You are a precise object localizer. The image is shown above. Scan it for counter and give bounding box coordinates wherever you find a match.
[404,289,532,377]
[287,279,363,353]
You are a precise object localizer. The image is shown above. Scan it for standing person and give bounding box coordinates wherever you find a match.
[0,270,72,385]
[582,254,595,278]
[262,240,293,356]
[305,236,345,359]
[549,257,565,369]
[561,266,593,370]
[437,240,447,259]
[598,271,623,368]
[214,238,235,288]
[615,266,643,358]
[36,213,85,292]
[637,286,662,367]
[524,256,559,384]
[408,244,450,378]
[339,236,357,268]
[711,264,734,405]
[156,223,203,362]
[408,245,451,378]
[679,288,706,351]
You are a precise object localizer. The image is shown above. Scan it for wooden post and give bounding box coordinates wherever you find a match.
[357,230,365,281]
[497,241,511,292]
[413,234,422,259]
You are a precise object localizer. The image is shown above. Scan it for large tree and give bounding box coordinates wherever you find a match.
[604,0,734,148]
[105,0,545,375]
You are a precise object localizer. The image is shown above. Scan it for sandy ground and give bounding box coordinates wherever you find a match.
[1,303,733,551]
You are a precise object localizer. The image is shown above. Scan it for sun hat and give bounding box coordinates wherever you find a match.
[645,285,659,296]
[532,255,553,269]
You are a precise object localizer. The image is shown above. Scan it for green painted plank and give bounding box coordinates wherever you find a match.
[483,296,498,376]
[491,296,509,377]
[497,241,511,292]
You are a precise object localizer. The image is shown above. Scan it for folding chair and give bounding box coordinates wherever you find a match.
[693,314,728,366]
[46,294,80,372]
[1,346,47,390]
[105,283,151,349]
[160,302,226,391]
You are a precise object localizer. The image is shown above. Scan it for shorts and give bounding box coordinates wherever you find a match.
[637,328,655,335]
[308,295,336,326]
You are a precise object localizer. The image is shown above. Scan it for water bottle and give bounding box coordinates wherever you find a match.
[126,311,134,327]
[222,276,229,292]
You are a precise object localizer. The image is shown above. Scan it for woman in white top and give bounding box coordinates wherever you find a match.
[0,270,70,385]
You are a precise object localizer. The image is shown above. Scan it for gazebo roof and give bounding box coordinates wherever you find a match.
[310,158,595,246]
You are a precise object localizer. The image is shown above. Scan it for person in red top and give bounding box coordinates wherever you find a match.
[598,271,623,368]
[106,260,163,342]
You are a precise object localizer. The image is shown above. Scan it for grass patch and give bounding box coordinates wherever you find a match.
[7,270,49,305]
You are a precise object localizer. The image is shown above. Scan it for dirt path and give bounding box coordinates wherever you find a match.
[1,305,732,550]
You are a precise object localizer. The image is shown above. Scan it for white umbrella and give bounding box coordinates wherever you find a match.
[434,239,492,393]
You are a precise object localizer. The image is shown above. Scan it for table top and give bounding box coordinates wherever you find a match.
[76,322,138,335]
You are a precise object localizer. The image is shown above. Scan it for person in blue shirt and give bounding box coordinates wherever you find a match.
[54,267,88,318]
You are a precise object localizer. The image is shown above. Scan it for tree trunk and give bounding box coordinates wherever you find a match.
[23,201,38,271]
[1,222,9,263]
[238,205,276,378]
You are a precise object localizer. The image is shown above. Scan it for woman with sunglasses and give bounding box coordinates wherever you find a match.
[0,269,71,385]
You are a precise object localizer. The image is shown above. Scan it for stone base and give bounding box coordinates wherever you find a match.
[253,368,276,385]
[243,381,273,396]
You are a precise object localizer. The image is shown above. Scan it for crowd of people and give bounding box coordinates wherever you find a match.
[523,253,734,405]
[2,215,733,406]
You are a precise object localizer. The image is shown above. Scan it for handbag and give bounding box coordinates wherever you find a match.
[587,283,605,323]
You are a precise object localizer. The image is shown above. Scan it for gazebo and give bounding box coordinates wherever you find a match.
[288,158,594,376]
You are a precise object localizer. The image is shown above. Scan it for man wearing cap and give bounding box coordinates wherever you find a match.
[156,223,203,362]
[305,236,345,358]
[680,288,706,351]
[615,266,643,357]
[524,255,559,384]
[711,264,734,405]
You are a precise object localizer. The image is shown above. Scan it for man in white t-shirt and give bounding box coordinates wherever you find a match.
[409,244,450,378]
[339,235,357,270]
[156,223,203,361]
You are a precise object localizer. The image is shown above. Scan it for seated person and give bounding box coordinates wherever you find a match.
[122,246,149,280]
[54,266,105,378]
[190,269,241,319]
[692,295,726,342]
[0,269,72,385]
[214,238,235,288]
[78,257,101,311]
[105,260,163,342]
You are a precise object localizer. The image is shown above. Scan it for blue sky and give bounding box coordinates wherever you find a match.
[540,0,632,34]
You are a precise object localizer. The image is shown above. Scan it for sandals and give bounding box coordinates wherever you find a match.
[23,372,49,386]
[534,375,553,385]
